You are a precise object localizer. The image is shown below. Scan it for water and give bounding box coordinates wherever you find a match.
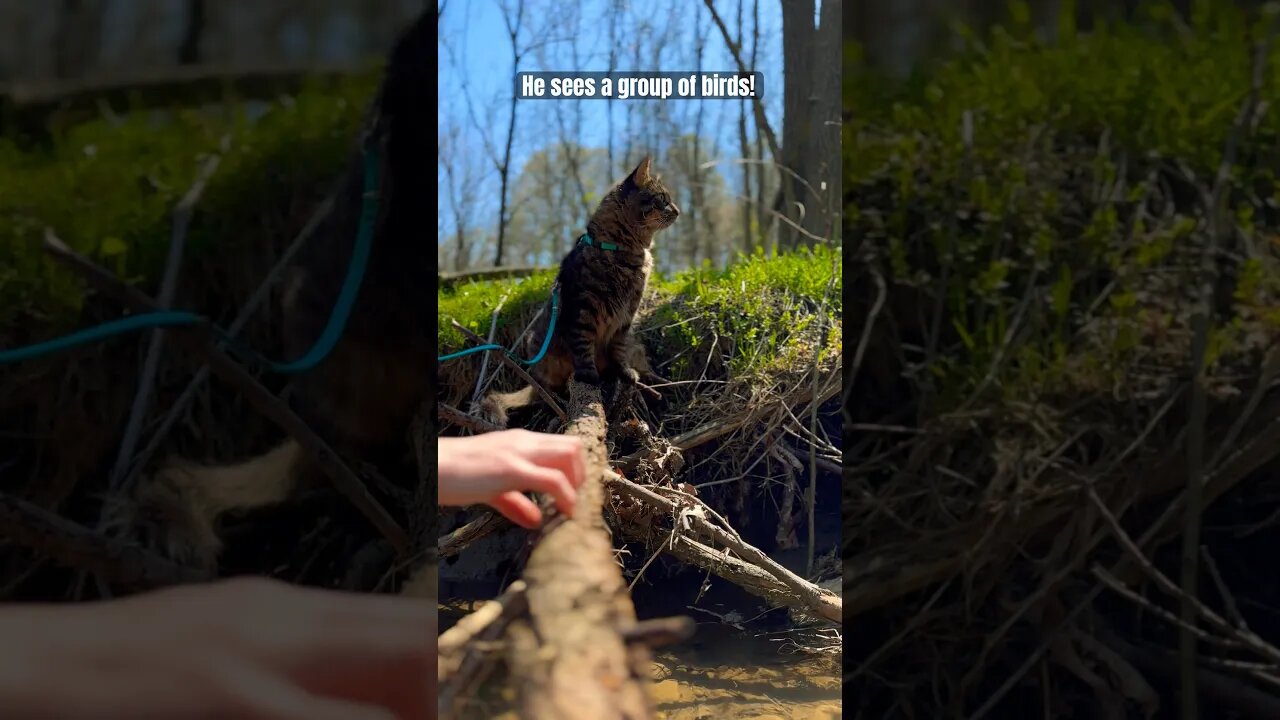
[646,623,842,719]
[442,605,842,718]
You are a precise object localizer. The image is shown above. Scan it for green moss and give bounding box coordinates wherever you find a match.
[436,246,842,377]
[0,73,379,334]
[436,271,558,353]
[845,2,1280,405]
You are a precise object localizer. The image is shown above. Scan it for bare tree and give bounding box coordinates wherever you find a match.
[777,0,840,248]
[178,0,206,65]
[53,0,105,79]
[440,122,484,271]
[737,0,754,254]
[689,2,707,267]
[493,0,527,267]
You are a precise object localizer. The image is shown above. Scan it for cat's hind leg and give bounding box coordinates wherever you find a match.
[104,441,305,570]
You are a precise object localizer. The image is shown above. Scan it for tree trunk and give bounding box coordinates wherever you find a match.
[774,0,841,249]
[494,1,525,267]
[178,0,206,65]
[54,0,105,80]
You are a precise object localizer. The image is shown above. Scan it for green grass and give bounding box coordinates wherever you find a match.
[437,245,842,377]
[844,1,1280,406]
[0,73,380,335]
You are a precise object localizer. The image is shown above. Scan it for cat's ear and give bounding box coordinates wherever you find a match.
[622,156,652,193]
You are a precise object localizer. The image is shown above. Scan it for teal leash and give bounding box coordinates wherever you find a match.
[436,286,560,366]
[434,230,612,367]
[0,149,382,374]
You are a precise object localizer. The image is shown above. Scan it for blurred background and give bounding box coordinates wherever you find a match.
[0,0,421,81]
[843,1,1280,718]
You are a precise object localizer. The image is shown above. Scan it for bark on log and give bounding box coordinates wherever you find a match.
[505,379,655,720]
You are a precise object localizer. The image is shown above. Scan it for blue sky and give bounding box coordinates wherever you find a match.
[437,0,785,246]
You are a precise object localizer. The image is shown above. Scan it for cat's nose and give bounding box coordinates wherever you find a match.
[669,202,681,217]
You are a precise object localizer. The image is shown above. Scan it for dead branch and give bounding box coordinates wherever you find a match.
[125,193,336,487]
[505,379,654,720]
[439,580,528,720]
[438,265,553,287]
[1104,632,1280,720]
[0,491,210,590]
[438,403,503,433]
[439,510,510,559]
[109,147,224,494]
[618,616,697,649]
[41,231,410,555]
[609,472,841,625]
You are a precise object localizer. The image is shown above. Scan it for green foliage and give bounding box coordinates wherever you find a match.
[0,73,379,333]
[436,271,558,352]
[845,2,1280,406]
[436,245,841,376]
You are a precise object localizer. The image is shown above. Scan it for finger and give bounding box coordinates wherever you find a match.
[510,459,577,517]
[564,437,587,489]
[489,491,542,528]
[532,437,587,491]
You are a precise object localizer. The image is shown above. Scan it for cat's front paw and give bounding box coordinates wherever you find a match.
[574,368,601,386]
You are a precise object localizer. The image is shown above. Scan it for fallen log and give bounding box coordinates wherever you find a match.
[438,265,553,287]
[504,379,656,720]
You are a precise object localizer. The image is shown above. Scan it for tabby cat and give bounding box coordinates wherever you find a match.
[481,156,679,426]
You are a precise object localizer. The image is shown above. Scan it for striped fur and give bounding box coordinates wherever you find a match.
[481,156,679,426]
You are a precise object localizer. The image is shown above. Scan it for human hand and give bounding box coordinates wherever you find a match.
[438,429,587,528]
[0,577,432,720]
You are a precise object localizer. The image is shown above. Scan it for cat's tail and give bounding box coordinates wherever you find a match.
[104,441,304,570]
[478,386,537,428]
[402,561,436,598]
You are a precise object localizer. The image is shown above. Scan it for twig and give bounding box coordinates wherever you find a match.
[808,259,838,577]
[1182,28,1274,712]
[1200,546,1247,630]
[618,616,696,648]
[699,0,780,163]
[123,194,336,487]
[471,292,510,410]
[1087,488,1280,665]
[41,232,410,554]
[477,302,546,400]
[1104,633,1280,720]
[108,148,223,494]
[439,580,528,719]
[438,403,503,434]
[609,472,840,624]
[438,265,552,287]
[845,265,886,422]
[450,319,567,422]
[439,579,527,659]
[0,491,210,590]
[439,510,510,559]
